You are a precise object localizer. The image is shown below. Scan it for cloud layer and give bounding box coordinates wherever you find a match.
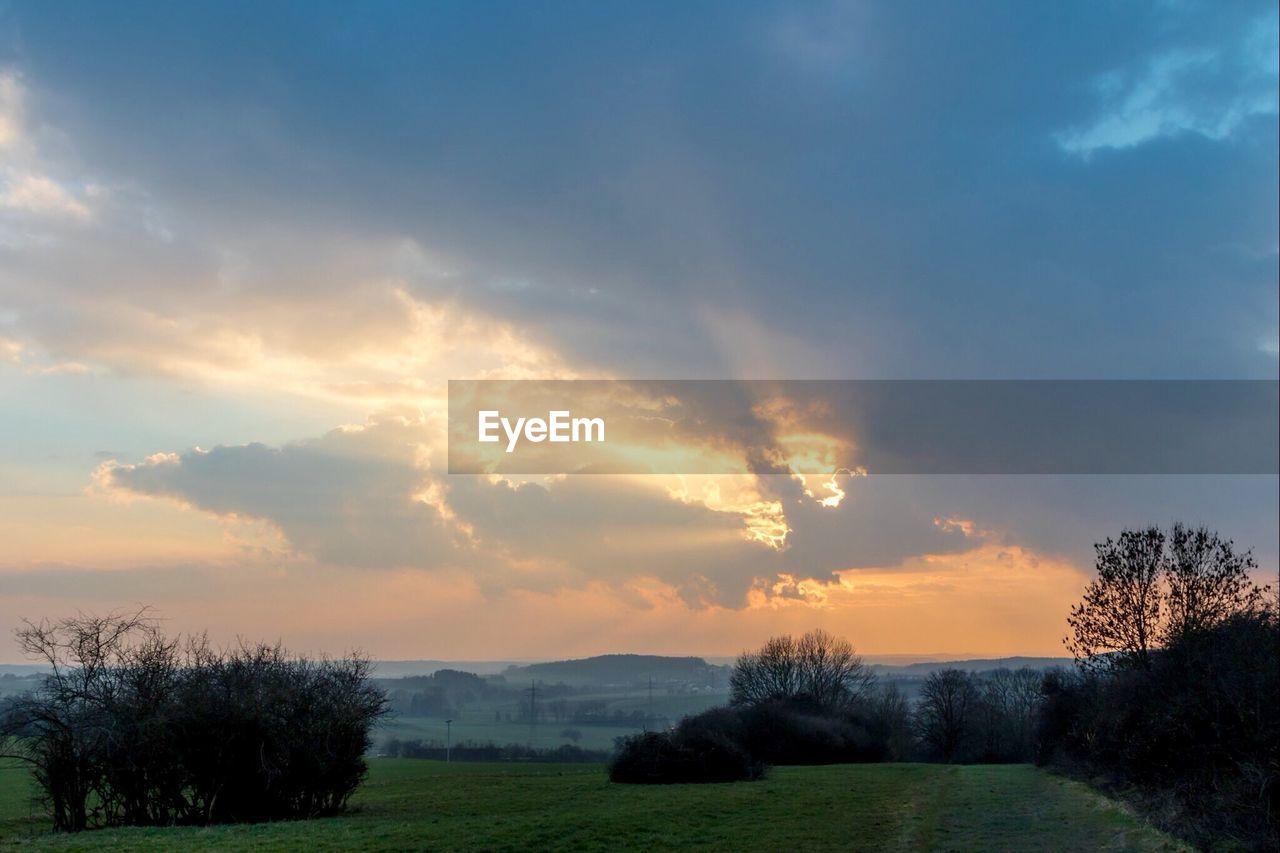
[0,1,1275,657]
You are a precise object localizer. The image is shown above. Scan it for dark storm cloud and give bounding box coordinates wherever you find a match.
[2,1,1275,614]
[3,0,1275,377]
[447,379,1279,475]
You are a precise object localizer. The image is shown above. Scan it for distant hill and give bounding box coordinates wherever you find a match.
[0,664,48,676]
[369,654,1069,684]
[503,654,729,687]
[372,660,527,677]
[870,656,1072,676]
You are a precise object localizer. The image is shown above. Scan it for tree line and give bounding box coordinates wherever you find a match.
[382,738,608,763]
[609,630,1048,782]
[612,524,1276,850]
[1045,524,1276,849]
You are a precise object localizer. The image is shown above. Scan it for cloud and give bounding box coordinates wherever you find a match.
[98,407,988,609]
[0,3,1276,656]
[1,5,1276,384]
[0,173,92,219]
[1057,14,1279,157]
[0,72,22,148]
[3,224,577,406]
[101,412,464,570]
[0,71,96,222]
[5,71,589,401]
[762,1,873,77]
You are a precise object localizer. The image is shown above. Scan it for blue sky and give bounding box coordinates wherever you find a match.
[0,1,1275,658]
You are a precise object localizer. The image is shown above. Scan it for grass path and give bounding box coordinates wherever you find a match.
[0,759,1187,852]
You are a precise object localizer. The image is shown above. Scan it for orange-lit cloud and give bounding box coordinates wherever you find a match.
[2,50,1275,667]
[0,540,1093,659]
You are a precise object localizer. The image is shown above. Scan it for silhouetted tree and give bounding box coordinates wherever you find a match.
[729,629,873,712]
[1039,608,1279,848]
[0,609,164,830]
[1067,527,1164,671]
[916,669,978,763]
[1162,523,1264,644]
[972,668,1041,762]
[1066,525,1267,672]
[0,610,387,832]
[866,684,914,761]
[1044,523,1277,848]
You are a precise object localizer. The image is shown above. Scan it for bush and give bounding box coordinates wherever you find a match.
[169,643,386,823]
[608,696,888,784]
[737,699,888,765]
[1038,610,1279,850]
[0,611,388,831]
[608,727,763,784]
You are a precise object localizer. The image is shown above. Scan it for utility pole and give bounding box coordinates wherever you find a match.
[528,679,537,747]
[647,675,653,731]
[445,719,452,763]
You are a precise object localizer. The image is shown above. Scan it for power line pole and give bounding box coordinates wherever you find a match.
[528,679,537,747]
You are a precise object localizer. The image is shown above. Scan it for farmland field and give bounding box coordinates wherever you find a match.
[377,715,637,752]
[0,759,1187,851]
[376,685,733,752]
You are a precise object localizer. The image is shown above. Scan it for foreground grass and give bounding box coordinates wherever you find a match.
[0,759,1187,851]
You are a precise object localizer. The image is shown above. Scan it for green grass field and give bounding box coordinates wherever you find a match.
[0,759,1186,851]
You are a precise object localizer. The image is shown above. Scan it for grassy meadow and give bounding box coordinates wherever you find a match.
[0,758,1187,852]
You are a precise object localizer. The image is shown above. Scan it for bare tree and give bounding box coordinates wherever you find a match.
[1066,525,1268,671]
[730,629,873,712]
[1,608,164,831]
[730,634,800,707]
[867,683,914,760]
[1162,523,1264,644]
[972,668,1042,762]
[1002,667,1043,760]
[915,669,978,763]
[1066,527,1165,671]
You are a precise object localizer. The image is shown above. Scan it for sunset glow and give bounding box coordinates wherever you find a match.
[1,4,1276,664]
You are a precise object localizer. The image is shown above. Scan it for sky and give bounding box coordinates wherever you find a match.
[0,1,1276,661]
